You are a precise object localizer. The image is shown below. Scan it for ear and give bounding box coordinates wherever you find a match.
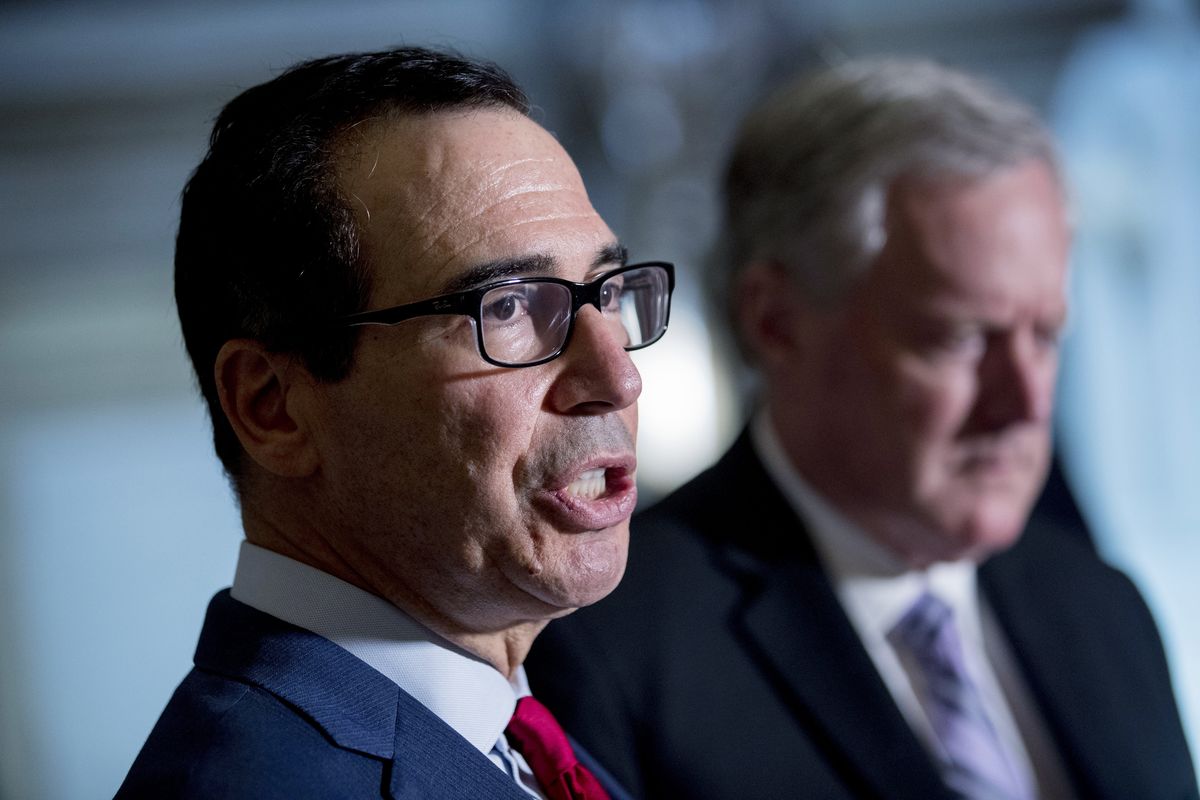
[214,339,321,478]
[734,261,811,369]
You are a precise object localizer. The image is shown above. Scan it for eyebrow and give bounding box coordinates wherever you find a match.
[443,242,629,294]
[593,242,629,270]
[442,255,556,295]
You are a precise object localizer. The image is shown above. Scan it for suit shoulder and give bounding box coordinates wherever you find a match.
[116,669,383,799]
[997,518,1148,607]
[986,517,1172,669]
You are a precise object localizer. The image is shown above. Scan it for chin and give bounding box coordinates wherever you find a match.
[919,469,1037,560]
[951,502,1030,562]
[530,531,629,612]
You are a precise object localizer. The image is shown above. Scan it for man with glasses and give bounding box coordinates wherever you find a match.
[530,58,1197,799]
[117,47,670,800]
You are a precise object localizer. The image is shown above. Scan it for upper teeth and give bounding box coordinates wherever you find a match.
[565,468,606,500]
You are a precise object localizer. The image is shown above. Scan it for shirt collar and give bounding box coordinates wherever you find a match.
[230,541,525,755]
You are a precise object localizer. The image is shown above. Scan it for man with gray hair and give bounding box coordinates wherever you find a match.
[528,58,1197,799]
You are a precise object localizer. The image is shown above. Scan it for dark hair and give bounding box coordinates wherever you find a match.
[175,47,530,482]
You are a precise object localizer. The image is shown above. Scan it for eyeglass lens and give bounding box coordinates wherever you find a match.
[478,265,670,365]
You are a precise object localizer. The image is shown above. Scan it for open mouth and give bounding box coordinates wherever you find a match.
[538,460,638,532]
[565,468,608,501]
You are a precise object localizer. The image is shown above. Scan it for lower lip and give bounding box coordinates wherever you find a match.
[534,470,638,532]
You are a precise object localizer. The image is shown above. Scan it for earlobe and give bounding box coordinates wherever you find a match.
[214,340,320,478]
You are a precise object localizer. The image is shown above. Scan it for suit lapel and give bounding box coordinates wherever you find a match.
[980,528,1114,799]
[194,591,400,759]
[714,434,951,800]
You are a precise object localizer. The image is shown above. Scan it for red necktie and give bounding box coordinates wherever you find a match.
[505,696,612,800]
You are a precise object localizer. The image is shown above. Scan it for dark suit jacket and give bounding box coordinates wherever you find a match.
[117,590,630,800]
[527,431,1198,800]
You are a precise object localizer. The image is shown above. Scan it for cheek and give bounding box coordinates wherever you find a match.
[893,360,980,447]
[437,373,555,493]
[871,362,981,502]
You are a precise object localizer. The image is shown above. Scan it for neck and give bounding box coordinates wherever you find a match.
[355,570,553,679]
[442,622,546,680]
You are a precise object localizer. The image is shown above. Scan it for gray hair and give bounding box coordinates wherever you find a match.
[719,57,1060,313]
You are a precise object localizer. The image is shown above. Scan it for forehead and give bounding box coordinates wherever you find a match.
[874,160,1070,316]
[334,108,614,302]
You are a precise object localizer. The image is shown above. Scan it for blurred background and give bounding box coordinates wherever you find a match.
[1,0,1196,796]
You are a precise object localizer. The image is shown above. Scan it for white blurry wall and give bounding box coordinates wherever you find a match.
[1,1,1192,798]
[1051,0,1200,770]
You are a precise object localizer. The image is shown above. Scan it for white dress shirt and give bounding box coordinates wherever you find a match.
[230,541,546,799]
[751,411,1075,798]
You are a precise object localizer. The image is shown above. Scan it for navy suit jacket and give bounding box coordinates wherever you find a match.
[117,590,631,800]
[528,430,1198,799]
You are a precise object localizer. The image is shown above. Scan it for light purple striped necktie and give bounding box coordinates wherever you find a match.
[888,591,1032,800]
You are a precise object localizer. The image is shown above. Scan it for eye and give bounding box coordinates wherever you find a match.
[1033,323,1063,352]
[949,329,986,354]
[481,288,530,324]
[599,279,623,313]
[928,326,987,363]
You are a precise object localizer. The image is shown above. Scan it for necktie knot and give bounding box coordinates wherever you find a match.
[505,696,611,800]
[891,592,963,679]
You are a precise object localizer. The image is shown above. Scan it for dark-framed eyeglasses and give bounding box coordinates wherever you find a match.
[335,261,675,368]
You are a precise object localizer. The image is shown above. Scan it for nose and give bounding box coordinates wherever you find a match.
[973,331,1057,431]
[545,306,642,415]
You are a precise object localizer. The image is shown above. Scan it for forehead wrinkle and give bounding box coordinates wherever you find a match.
[412,164,599,267]
[440,157,581,223]
[416,176,583,254]
[421,208,606,287]
[393,150,583,281]
[419,141,570,221]
[481,158,576,206]
[486,155,561,177]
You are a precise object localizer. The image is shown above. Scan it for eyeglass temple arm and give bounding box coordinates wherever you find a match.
[337,291,478,328]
